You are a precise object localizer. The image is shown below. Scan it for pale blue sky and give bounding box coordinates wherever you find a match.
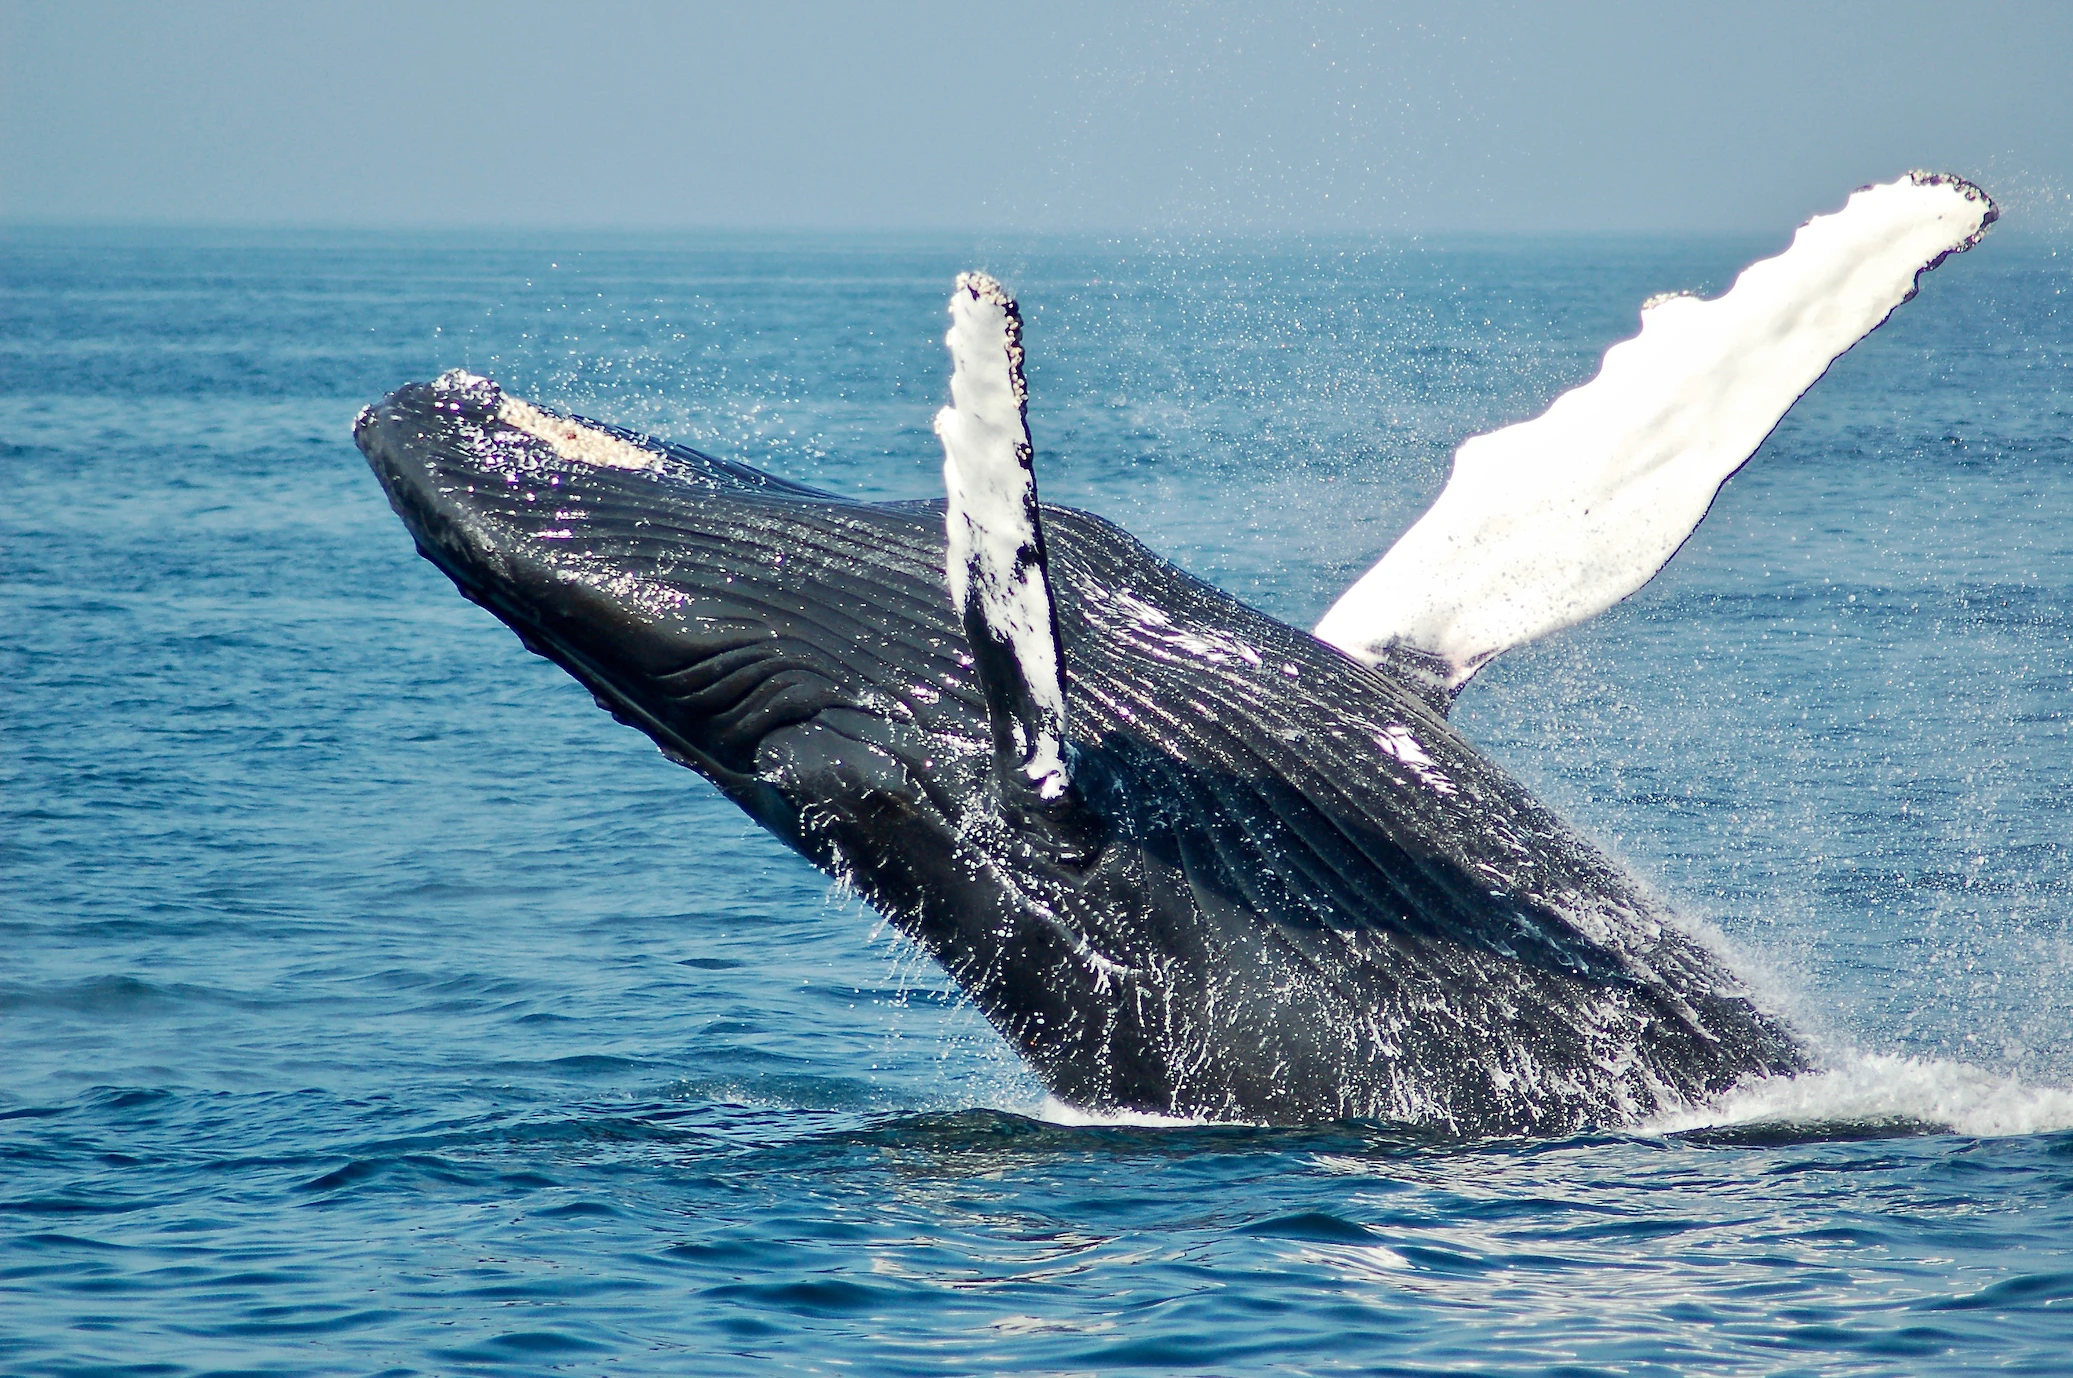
[3,1,2067,233]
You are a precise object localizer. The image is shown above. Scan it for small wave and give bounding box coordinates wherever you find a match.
[1035,1095,1213,1129]
[1643,1053,2073,1139]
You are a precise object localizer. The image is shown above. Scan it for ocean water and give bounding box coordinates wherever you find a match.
[4,223,2072,1375]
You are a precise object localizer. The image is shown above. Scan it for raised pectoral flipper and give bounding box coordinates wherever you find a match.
[933,272,1073,802]
[1315,171,1998,706]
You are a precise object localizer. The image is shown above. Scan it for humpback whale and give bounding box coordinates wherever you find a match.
[356,173,1996,1135]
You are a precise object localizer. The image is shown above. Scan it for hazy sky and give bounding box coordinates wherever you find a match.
[4,1,2068,234]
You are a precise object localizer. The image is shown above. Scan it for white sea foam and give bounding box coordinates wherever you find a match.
[1317,172,1998,691]
[1643,1052,2073,1139]
[1035,1095,1214,1129]
[1036,1060,2073,1139]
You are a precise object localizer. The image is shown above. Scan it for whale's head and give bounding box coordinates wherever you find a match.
[355,370,1001,864]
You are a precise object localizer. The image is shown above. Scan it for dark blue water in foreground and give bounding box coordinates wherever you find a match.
[5,225,2073,1374]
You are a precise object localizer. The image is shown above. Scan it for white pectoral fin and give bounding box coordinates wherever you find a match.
[934,272,1072,800]
[1315,172,1998,700]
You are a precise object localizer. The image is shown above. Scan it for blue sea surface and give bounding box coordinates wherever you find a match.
[4,224,2072,1374]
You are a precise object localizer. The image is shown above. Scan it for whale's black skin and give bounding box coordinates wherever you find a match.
[357,373,1807,1135]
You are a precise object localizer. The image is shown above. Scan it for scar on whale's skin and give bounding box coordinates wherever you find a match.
[355,172,1997,1134]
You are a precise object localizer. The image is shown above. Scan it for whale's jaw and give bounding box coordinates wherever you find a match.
[356,371,1806,1135]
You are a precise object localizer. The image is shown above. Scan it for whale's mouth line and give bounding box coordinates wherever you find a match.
[398,502,743,782]
[358,381,774,805]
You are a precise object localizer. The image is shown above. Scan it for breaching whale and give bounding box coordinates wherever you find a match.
[356,173,1996,1135]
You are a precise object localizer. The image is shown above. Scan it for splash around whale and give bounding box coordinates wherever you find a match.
[356,173,1998,1136]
